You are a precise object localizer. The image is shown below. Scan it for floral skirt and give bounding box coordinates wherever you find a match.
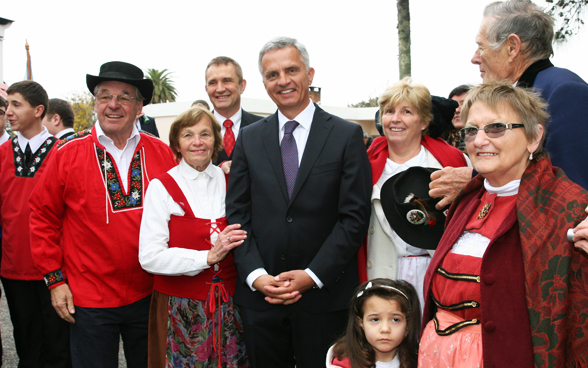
[418,309,483,368]
[153,285,249,368]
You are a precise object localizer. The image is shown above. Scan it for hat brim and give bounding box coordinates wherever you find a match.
[380,167,448,250]
[86,75,154,106]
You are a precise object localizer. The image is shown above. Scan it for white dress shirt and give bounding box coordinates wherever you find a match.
[17,127,51,153]
[246,100,323,290]
[95,123,141,192]
[139,159,226,276]
[214,109,243,141]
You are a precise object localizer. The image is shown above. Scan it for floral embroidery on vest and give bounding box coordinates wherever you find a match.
[56,129,92,148]
[96,147,143,210]
[12,136,57,177]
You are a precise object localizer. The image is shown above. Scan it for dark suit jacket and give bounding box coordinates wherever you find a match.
[531,66,588,189]
[226,104,372,313]
[139,115,159,138]
[213,109,263,166]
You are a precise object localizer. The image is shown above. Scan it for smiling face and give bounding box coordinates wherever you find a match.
[6,92,44,139]
[177,116,215,171]
[382,100,428,162]
[465,101,540,186]
[261,46,315,120]
[471,17,514,83]
[360,296,406,363]
[451,93,467,129]
[205,63,246,118]
[94,81,142,145]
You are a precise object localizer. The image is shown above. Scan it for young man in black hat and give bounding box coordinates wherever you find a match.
[29,61,177,367]
[1,80,71,367]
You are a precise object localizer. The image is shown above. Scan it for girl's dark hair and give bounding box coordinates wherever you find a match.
[332,278,421,368]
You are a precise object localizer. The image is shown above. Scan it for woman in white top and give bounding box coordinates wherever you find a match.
[357,77,471,310]
[139,107,248,368]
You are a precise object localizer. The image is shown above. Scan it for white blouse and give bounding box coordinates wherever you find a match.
[139,159,226,276]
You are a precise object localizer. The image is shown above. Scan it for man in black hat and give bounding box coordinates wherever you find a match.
[29,61,177,367]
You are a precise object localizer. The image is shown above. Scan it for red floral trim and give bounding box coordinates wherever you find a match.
[44,269,65,287]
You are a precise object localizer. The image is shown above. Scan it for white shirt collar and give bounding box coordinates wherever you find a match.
[278,99,315,132]
[17,127,51,153]
[214,109,242,126]
[95,121,141,148]
[484,179,520,197]
[179,157,215,180]
[55,127,75,139]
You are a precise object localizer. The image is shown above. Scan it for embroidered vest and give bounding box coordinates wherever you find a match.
[152,173,237,300]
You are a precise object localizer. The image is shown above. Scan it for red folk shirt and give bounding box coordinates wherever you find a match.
[0,136,58,280]
[29,129,177,308]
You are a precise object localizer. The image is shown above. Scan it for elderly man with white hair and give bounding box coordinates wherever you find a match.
[430,0,588,208]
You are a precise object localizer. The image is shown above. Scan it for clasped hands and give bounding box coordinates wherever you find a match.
[253,270,316,305]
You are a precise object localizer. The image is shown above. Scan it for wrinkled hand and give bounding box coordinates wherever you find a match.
[572,206,588,254]
[208,224,246,265]
[51,283,75,324]
[429,167,473,210]
[221,161,232,175]
[253,274,301,305]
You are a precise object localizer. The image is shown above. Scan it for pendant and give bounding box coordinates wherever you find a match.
[477,203,492,220]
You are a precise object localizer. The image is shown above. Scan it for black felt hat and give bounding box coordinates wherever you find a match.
[86,61,153,105]
[380,167,448,250]
[427,96,458,139]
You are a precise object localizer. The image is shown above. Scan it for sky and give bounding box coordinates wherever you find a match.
[1,0,586,107]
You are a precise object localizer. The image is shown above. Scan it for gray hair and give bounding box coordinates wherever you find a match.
[258,37,310,74]
[483,0,554,62]
[93,83,145,105]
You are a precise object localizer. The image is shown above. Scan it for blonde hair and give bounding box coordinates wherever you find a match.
[378,77,433,134]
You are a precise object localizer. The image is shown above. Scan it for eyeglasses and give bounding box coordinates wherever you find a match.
[459,122,525,142]
[95,93,139,105]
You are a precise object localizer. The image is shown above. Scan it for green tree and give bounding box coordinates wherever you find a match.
[67,91,96,132]
[397,0,411,78]
[547,0,587,42]
[146,68,177,104]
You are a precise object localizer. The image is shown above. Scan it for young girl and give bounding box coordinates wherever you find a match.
[327,279,421,368]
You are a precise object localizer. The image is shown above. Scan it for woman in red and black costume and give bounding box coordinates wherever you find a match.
[418,82,588,367]
[139,107,248,368]
[357,77,470,310]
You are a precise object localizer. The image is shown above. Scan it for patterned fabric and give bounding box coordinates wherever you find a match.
[222,120,235,157]
[12,136,57,177]
[281,120,299,198]
[56,129,91,148]
[445,129,465,152]
[166,284,249,368]
[447,157,588,367]
[419,309,483,368]
[96,147,143,210]
[43,269,65,288]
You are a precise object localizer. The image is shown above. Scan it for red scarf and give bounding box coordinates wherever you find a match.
[358,136,467,282]
[448,158,588,367]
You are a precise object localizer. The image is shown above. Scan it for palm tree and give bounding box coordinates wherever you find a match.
[145,68,177,104]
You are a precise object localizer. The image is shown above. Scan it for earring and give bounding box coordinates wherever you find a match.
[529,151,533,161]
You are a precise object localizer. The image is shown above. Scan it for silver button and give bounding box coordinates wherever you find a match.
[369,226,375,234]
[367,261,373,269]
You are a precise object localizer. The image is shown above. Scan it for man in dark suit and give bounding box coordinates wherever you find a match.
[226,37,371,367]
[137,114,159,137]
[430,0,588,209]
[42,98,76,140]
[205,56,262,172]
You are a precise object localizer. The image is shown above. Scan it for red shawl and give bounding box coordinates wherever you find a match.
[447,158,588,368]
[358,135,467,282]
